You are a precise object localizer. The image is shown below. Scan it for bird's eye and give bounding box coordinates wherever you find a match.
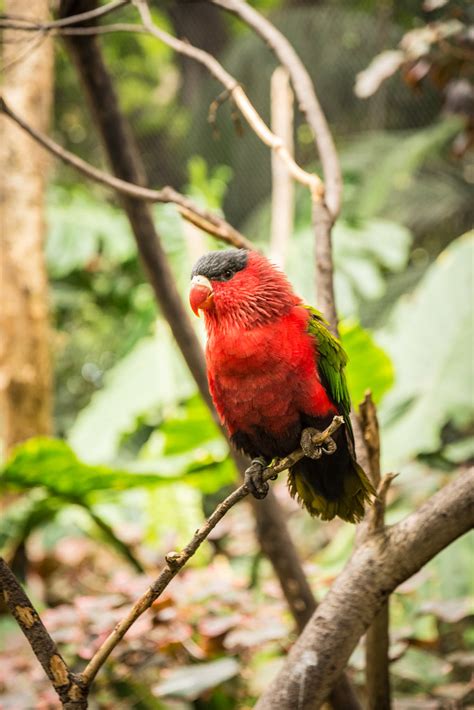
[222,269,233,280]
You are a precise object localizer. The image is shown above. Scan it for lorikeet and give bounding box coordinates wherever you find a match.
[189,248,374,523]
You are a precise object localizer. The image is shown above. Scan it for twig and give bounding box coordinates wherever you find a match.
[80,417,344,685]
[0,559,87,709]
[0,98,251,250]
[133,0,323,201]
[255,467,474,709]
[0,0,129,30]
[359,390,381,488]
[358,391,393,710]
[270,67,294,268]
[0,18,148,36]
[368,472,398,534]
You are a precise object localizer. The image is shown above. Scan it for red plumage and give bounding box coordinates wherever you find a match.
[190,248,374,522]
[196,251,335,457]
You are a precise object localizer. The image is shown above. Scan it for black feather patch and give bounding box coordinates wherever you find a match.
[191,249,249,282]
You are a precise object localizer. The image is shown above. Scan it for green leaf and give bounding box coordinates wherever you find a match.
[341,119,463,220]
[0,491,63,558]
[340,320,394,406]
[69,320,196,462]
[1,437,235,499]
[159,395,222,455]
[46,187,135,277]
[379,232,474,466]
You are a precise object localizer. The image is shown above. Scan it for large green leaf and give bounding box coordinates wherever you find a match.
[341,320,394,406]
[340,118,463,221]
[1,437,235,499]
[379,232,473,466]
[69,320,196,462]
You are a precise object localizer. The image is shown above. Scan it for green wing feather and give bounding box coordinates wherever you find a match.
[289,305,375,523]
[304,306,354,443]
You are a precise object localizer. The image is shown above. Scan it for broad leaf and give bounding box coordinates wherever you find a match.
[69,320,196,462]
[1,437,235,499]
[341,320,394,406]
[379,232,473,466]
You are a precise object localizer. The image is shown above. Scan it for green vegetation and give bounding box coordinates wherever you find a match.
[1,1,472,707]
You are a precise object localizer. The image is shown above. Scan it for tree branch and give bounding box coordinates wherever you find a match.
[255,467,474,709]
[80,418,344,685]
[0,0,129,29]
[0,559,87,709]
[209,0,342,218]
[133,0,323,201]
[0,98,251,250]
[358,391,392,709]
[208,0,340,332]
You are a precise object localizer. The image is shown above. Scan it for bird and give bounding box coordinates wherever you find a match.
[189,248,374,523]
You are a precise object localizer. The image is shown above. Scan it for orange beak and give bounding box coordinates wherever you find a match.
[189,275,214,316]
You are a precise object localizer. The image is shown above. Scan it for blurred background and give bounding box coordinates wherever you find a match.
[1,0,473,708]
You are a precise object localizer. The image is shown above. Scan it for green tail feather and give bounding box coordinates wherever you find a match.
[287,462,375,524]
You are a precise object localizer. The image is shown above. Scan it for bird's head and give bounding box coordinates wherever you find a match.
[189,248,298,328]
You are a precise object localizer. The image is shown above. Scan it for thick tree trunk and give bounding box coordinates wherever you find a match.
[0,0,54,454]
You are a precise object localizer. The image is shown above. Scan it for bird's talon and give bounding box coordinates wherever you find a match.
[300,428,337,459]
[322,436,337,455]
[245,457,269,499]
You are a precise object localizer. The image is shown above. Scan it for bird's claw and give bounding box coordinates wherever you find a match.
[244,457,269,499]
[300,427,337,460]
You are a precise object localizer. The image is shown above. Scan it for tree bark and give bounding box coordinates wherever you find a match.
[255,468,474,709]
[0,0,53,453]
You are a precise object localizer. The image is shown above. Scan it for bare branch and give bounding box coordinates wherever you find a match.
[270,67,294,268]
[0,559,87,709]
[0,0,129,30]
[0,98,251,250]
[0,20,148,36]
[358,392,392,709]
[255,467,474,709]
[133,0,323,200]
[80,417,344,685]
[359,390,382,488]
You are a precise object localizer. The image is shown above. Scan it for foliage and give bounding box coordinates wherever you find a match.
[2,3,473,707]
[379,231,473,468]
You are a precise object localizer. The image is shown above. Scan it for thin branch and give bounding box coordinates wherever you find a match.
[0,98,252,250]
[270,67,294,268]
[358,391,392,710]
[209,0,342,218]
[80,417,344,685]
[0,559,87,709]
[255,467,474,709]
[359,390,381,488]
[0,20,148,35]
[133,0,323,200]
[0,0,129,30]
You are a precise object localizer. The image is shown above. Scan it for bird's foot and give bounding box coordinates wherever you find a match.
[244,457,273,499]
[300,427,337,460]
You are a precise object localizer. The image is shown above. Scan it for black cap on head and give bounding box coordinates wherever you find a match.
[191,249,249,282]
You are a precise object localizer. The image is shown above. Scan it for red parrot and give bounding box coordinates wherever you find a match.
[189,248,374,522]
